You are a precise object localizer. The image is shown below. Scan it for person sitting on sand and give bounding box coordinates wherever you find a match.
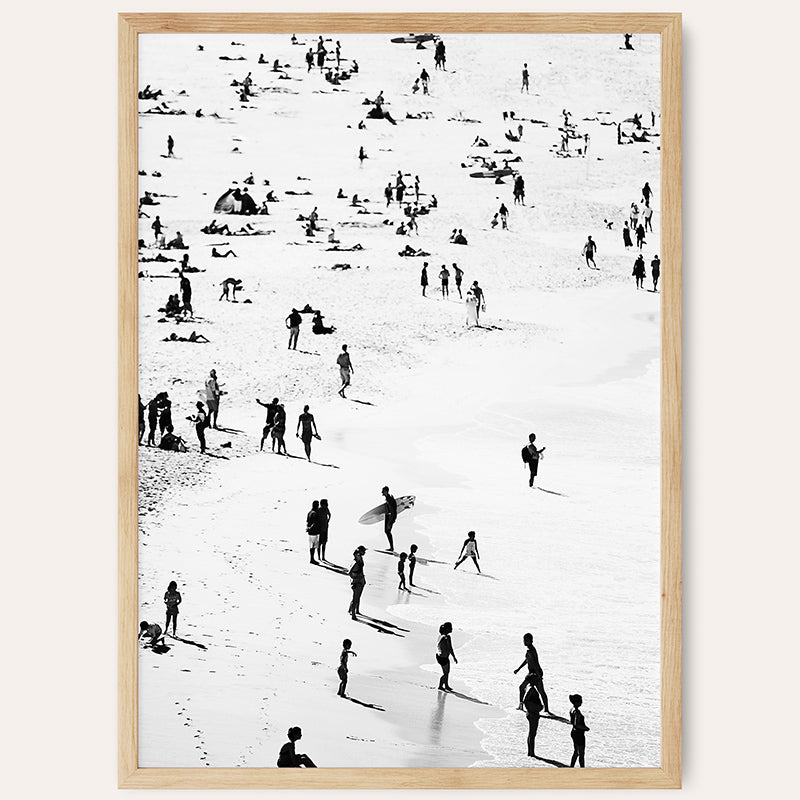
[328,229,340,244]
[163,331,210,343]
[163,294,181,316]
[312,311,336,335]
[219,277,243,301]
[265,190,278,202]
[211,247,236,258]
[454,530,481,572]
[337,188,346,199]
[472,136,489,147]
[138,621,165,647]
[277,727,317,768]
[396,222,408,236]
[337,639,357,697]
[453,229,468,245]
[165,231,186,249]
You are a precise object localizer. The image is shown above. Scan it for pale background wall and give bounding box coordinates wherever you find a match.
[1,0,795,796]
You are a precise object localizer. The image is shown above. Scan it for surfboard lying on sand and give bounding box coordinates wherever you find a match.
[469,168,515,179]
[390,34,438,44]
[358,495,416,524]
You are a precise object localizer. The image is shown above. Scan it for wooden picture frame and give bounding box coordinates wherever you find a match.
[119,12,681,789]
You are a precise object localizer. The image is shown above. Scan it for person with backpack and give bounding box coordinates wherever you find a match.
[521,433,546,487]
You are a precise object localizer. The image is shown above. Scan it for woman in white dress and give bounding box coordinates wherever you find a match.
[465,289,479,327]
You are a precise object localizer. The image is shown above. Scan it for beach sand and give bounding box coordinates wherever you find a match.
[137,32,661,768]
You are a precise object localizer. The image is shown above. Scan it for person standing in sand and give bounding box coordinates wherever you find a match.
[286,308,302,350]
[205,369,222,429]
[348,546,367,618]
[521,63,530,93]
[439,264,450,298]
[256,396,280,450]
[336,344,354,398]
[188,401,208,453]
[382,486,398,551]
[163,580,181,636]
[318,499,331,561]
[296,405,320,461]
[277,727,317,768]
[337,638,357,697]
[306,499,321,564]
[436,622,457,691]
[569,694,590,767]
[397,552,409,591]
[452,263,464,298]
[651,254,661,291]
[471,281,485,322]
[454,531,481,572]
[271,403,288,454]
[633,254,646,289]
[305,48,313,71]
[408,543,418,586]
[465,289,479,327]
[514,632,550,714]
[523,685,543,757]
[167,135,174,157]
[151,215,163,243]
[179,271,193,316]
[521,433,546,487]
[138,395,146,444]
[582,235,598,269]
[420,262,429,296]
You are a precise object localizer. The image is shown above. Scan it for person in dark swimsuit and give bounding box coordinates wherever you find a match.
[436,622,457,691]
[523,685,543,757]
[337,638,357,697]
[296,405,319,460]
[348,546,367,618]
[514,632,550,714]
[163,580,181,635]
[256,397,279,450]
[569,694,589,767]
[318,499,331,561]
[382,486,397,551]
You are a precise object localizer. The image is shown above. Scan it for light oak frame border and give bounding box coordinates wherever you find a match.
[119,13,681,789]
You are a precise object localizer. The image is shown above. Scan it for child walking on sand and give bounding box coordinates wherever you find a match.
[163,580,182,635]
[454,531,481,572]
[569,694,590,767]
[337,638,358,697]
[398,552,409,591]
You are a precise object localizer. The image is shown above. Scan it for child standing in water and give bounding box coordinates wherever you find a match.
[337,638,358,697]
[397,552,409,591]
[163,580,182,635]
[408,544,418,585]
[569,693,590,767]
[454,531,481,572]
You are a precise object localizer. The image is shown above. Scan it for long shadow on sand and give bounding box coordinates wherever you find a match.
[167,634,208,650]
[352,617,405,637]
[533,755,569,768]
[542,712,570,724]
[214,426,245,434]
[537,487,567,497]
[411,585,442,595]
[294,349,320,356]
[311,461,340,469]
[347,398,375,406]
[360,615,410,633]
[205,452,230,460]
[442,689,491,706]
[317,561,349,575]
[346,697,385,712]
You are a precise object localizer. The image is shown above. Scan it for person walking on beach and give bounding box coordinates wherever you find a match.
[420,263,429,296]
[582,235,598,269]
[452,263,464,298]
[408,543,418,586]
[296,405,320,461]
[436,622,457,691]
[306,500,321,564]
[569,694,590,767]
[651,254,661,291]
[397,552,409,591]
[277,727,317,768]
[382,486,398,551]
[514,632,550,714]
[348,545,367,618]
[439,265,450,298]
[521,63,530,93]
[454,531,481,572]
[256,396,280,450]
[151,215,163,243]
[305,48,314,71]
[420,67,430,95]
[286,308,302,350]
[167,135,174,157]
[318,498,331,561]
[163,580,182,636]
[465,288,479,327]
[336,344,354,398]
[642,202,654,232]
[384,183,393,206]
[521,433,546,487]
[633,254,646,289]
[188,401,208,453]
[205,369,222,429]
[636,223,646,250]
[523,685,543,757]
[499,202,509,229]
[337,638,357,697]
[642,181,653,205]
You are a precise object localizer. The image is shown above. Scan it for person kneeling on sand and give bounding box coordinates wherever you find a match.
[277,727,317,767]
[138,621,165,648]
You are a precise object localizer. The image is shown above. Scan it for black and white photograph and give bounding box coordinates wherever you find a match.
[136,30,663,770]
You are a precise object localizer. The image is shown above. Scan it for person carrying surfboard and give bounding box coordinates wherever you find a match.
[382,487,398,551]
[521,433,546,487]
